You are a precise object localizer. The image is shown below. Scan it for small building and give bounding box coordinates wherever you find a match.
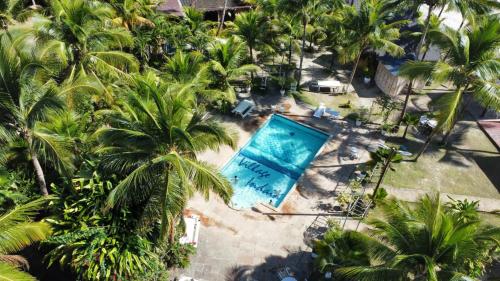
[157,0,251,20]
[374,55,425,97]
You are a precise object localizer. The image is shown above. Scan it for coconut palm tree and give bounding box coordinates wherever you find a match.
[163,50,207,84]
[399,16,500,147]
[335,194,500,280]
[402,113,419,139]
[368,146,403,199]
[0,197,52,281]
[44,0,139,85]
[107,0,156,30]
[208,37,259,101]
[342,0,405,93]
[95,72,237,241]
[277,0,317,84]
[0,32,75,196]
[232,10,267,77]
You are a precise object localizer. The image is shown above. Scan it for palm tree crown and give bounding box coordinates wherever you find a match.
[399,16,500,135]
[94,72,237,240]
[336,194,500,280]
[0,197,52,281]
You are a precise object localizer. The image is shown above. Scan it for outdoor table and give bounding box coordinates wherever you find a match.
[311,80,343,93]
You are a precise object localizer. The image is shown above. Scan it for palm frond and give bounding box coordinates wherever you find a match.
[0,262,36,281]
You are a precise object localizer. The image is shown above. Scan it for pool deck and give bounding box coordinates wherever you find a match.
[175,95,381,280]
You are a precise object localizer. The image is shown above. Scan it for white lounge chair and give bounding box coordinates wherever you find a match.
[232,99,255,118]
[325,108,341,119]
[313,103,326,118]
[179,215,200,247]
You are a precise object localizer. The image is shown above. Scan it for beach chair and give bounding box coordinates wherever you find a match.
[325,108,341,120]
[313,103,326,118]
[232,99,255,118]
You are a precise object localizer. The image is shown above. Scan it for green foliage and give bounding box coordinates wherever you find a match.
[94,71,237,240]
[45,173,161,281]
[399,16,500,133]
[156,239,196,269]
[335,194,500,280]
[0,197,52,281]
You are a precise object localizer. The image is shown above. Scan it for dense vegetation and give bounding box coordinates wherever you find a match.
[313,195,500,280]
[0,0,498,280]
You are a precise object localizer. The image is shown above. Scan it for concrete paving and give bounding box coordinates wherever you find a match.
[174,95,380,280]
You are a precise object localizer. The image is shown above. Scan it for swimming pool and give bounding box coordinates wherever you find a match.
[221,114,330,209]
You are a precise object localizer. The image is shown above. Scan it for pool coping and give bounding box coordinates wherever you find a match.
[222,114,332,210]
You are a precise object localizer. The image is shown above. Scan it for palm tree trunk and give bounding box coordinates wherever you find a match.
[397,81,413,126]
[372,149,396,198]
[297,17,307,85]
[249,44,254,80]
[441,87,470,145]
[403,125,410,139]
[437,5,445,18]
[414,129,436,161]
[288,37,293,66]
[31,151,49,196]
[168,217,176,244]
[346,50,362,94]
[216,0,228,36]
[416,4,434,59]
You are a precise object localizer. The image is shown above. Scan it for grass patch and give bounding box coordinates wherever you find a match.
[382,120,500,199]
[293,90,359,116]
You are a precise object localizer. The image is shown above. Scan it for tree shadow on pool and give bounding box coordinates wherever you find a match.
[225,247,313,281]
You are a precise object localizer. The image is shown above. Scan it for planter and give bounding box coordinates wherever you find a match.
[280,89,286,96]
[363,77,371,85]
[355,119,362,126]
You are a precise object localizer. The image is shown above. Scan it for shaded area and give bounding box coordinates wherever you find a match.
[225,249,313,281]
[474,155,500,193]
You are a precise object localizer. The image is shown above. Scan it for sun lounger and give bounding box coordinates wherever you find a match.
[232,99,255,118]
[179,215,200,247]
[313,103,326,118]
[325,108,341,119]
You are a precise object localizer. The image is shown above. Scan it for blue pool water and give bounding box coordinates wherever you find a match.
[221,114,329,208]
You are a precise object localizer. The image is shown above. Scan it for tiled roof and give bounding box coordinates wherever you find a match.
[179,0,250,12]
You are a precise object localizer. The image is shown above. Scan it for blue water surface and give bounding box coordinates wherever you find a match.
[222,114,329,208]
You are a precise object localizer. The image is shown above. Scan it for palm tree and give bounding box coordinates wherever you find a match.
[342,0,405,93]
[0,197,52,281]
[396,0,497,126]
[320,2,354,69]
[0,32,75,195]
[208,37,259,101]
[44,0,139,85]
[232,10,267,78]
[163,50,207,84]
[399,17,500,147]
[335,194,500,280]
[277,0,316,85]
[368,146,403,199]
[216,0,229,35]
[402,113,419,139]
[95,72,237,241]
[108,0,156,30]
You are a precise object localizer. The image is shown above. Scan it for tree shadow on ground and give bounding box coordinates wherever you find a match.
[225,248,313,281]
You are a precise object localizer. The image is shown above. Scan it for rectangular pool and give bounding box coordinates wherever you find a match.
[221,114,329,209]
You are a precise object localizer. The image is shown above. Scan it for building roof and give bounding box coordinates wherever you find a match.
[478,119,500,151]
[157,0,184,16]
[180,0,250,11]
[158,0,250,15]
